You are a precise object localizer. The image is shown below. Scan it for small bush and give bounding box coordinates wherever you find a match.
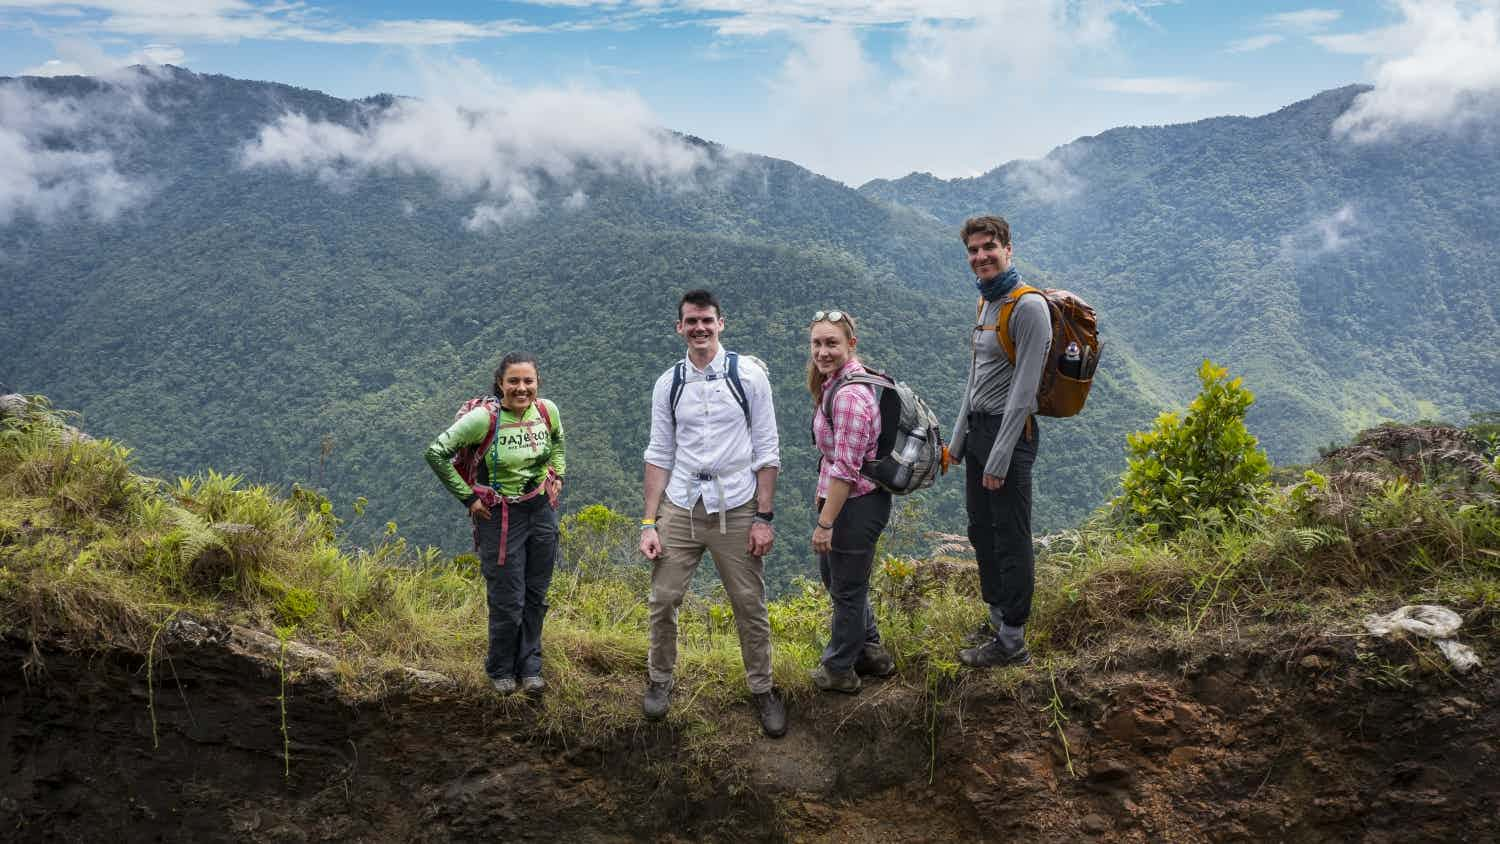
[1113,359,1271,537]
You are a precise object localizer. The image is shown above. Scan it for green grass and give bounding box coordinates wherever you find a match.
[3,395,1498,763]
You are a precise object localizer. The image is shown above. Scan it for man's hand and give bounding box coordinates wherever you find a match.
[748,521,774,557]
[982,473,1005,491]
[639,528,661,560]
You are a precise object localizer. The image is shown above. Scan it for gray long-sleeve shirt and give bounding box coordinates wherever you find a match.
[949,291,1051,479]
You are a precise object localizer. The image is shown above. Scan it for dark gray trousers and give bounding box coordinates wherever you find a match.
[818,490,892,672]
[964,413,1039,628]
[474,496,558,680]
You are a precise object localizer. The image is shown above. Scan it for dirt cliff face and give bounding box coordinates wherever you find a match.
[3,621,1495,843]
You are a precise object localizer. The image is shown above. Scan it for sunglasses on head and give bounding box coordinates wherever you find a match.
[812,310,849,323]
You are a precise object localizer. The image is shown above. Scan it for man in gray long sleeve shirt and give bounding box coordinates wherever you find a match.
[949,215,1050,668]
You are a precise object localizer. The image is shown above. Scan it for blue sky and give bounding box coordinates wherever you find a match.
[2,2,1497,185]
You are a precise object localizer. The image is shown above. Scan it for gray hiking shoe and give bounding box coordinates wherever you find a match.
[520,675,546,694]
[642,677,674,721]
[752,687,787,738]
[962,621,998,647]
[854,643,896,678]
[810,664,862,694]
[492,676,518,694]
[958,637,1031,669]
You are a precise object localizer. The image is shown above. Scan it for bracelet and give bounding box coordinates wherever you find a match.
[640,518,657,531]
[816,520,833,530]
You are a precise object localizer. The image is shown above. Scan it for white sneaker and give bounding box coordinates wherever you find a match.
[520,675,546,693]
[492,677,518,694]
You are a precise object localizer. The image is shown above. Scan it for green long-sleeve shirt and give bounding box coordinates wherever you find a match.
[425,399,565,503]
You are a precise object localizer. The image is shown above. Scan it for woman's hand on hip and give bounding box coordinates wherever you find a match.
[469,498,492,520]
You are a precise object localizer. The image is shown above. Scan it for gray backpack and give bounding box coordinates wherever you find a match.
[821,369,944,495]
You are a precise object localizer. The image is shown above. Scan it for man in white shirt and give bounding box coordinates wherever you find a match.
[638,289,786,738]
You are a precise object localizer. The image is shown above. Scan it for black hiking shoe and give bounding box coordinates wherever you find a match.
[642,677,674,721]
[810,664,861,694]
[854,643,896,678]
[752,688,787,738]
[958,637,1031,669]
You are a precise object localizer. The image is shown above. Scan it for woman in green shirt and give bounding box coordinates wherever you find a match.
[426,352,566,694]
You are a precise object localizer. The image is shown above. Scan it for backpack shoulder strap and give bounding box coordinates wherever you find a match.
[996,284,1045,364]
[667,361,687,427]
[820,371,891,425]
[724,352,752,427]
[535,399,555,438]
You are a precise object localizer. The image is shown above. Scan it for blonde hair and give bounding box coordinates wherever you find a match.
[806,313,858,404]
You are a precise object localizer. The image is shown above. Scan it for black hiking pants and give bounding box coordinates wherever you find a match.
[963,412,1039,628]
[474,495,557,680]
[817,489,892,673]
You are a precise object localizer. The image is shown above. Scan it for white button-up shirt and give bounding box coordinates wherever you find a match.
[644,345,780,513]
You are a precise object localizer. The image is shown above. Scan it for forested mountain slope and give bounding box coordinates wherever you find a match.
[0,67,1165,588]
[861,85,1500,462]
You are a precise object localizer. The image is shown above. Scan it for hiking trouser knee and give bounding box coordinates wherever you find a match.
[817,490,891,673]
[476,497,557,680]
[963,413,1038,628]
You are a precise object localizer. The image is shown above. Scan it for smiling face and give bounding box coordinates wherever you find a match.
[809,320,856,376]
[498,361,539,413]
[966,231,1012,282]
[676,302,724,358]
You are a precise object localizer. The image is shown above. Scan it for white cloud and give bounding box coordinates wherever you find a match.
[1003,152,1086,204]
[1266,8,1343,32]
[1280,203,1361,260]
[1226,34,1283,53]
[1326,0,1500,142]
[239,60,707,232]
[0,77,155,224]
[1088,76,1232,96]
[20,37,186,76]
[892,0,1147,99]
[1,1,541,45]
[562,189,588,210]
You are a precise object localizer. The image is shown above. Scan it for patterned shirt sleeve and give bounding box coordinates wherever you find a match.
[826,383,879,486]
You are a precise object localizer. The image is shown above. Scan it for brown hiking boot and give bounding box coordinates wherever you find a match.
[752,687,787,738]
[811,664,862,694]
[854,643,896,678]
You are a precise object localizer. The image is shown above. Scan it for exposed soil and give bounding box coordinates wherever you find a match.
[2,619,1495,843]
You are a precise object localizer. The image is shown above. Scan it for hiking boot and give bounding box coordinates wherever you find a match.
[492,676,518,694]
[752,688,787,738]
[854,643,896,678]
[958,637,1031,669]
[520,675,546,694]
[642,677,674,721]
[810,664,861,694]
[962,621,998,647]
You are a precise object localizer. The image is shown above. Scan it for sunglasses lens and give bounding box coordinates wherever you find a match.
[828,310,844,322]
[813,310,826,321]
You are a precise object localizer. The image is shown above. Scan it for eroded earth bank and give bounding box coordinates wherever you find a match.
[4,617,1495,843]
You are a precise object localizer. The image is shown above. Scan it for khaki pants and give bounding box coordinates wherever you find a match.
[648,498,774,694]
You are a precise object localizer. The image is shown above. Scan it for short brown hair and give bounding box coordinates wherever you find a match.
[960,215,1010,249]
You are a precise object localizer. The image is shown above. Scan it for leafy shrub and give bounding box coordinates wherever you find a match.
[1113,360,1271,537]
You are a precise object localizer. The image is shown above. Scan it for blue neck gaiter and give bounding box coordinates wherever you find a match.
[976,266,1020,302]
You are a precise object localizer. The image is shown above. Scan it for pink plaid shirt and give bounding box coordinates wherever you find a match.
[813,359,880,501]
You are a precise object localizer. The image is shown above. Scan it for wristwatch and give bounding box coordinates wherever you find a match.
[753,510,774,523]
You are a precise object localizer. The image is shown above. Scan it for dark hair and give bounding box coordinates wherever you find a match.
[678,289,722,321]
[960,215,1010,249]
[492,351,541,396]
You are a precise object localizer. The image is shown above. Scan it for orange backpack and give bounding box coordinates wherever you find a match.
[976,285,1101,418]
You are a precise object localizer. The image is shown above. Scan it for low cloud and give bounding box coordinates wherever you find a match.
[0,75,157,225]
[239,61,707,232]
[1324,0,1500,142]
[1266,8,1343,32]
[1003,152,1086,204]
[1280,204,1361,261]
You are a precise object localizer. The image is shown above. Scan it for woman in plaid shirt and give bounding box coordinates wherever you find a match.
[807,310,897,694]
